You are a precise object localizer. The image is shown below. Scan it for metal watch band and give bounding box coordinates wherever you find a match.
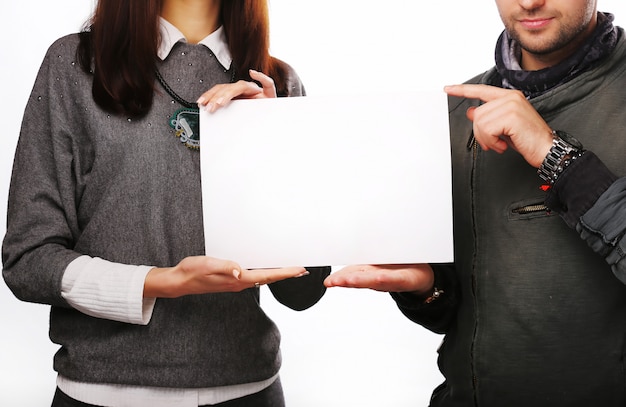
[537,131,582,184]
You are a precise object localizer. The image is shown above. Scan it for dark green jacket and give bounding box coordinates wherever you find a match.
[394,28,626,406]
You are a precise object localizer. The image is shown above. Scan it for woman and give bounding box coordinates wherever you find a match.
[1,0,329,406]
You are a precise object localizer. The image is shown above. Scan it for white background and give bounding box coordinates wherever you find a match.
[1,1,625,406]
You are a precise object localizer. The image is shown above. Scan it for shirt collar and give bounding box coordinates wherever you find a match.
[158,17,232,70]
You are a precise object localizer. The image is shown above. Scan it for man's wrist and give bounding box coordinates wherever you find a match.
[538,130,585,185]
[422,287,445,304]
[404,283,444,304]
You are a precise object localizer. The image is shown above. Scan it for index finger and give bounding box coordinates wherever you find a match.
[444,83,513,102]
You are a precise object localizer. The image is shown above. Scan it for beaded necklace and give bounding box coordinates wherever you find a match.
[155,67,236,149]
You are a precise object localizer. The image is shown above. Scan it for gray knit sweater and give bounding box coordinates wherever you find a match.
[2,33,323,388]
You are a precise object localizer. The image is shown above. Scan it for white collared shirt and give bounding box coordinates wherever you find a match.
[58,18,276,407]
[158,17,232,68]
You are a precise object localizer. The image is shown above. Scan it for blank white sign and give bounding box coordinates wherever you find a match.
[200,91,453,268]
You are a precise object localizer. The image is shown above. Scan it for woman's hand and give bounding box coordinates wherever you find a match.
[144,255,308,298]
[324,264,435,297]
[196,69,277,113]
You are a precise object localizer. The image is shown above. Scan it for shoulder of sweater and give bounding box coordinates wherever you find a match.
[45,33,82,58]
[32,33,87,92]
[34,33,84,81]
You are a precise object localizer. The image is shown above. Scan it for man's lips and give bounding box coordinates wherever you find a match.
[519,17,554,30]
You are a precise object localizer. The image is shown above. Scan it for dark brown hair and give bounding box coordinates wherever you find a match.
[78,0,290,117]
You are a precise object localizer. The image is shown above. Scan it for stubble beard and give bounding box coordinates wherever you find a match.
[505,21,589,56]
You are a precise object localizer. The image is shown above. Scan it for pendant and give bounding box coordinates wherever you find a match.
[169,107,200,149]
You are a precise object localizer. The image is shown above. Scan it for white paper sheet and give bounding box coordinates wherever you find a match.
[200,91,453,268]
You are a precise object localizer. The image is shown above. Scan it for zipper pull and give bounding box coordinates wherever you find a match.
[466,131,475,151]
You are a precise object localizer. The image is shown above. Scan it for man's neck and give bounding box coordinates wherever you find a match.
[161,0,220,44]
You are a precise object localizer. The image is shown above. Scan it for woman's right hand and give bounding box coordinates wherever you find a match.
[143,256,307,298]
[196,69,277,113]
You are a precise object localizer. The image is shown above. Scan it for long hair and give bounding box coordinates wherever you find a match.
[78,0,288,118]
[221,1,289,94]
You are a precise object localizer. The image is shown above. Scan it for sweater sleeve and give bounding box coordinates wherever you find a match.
[272,57,306,97]
[545,151,626,283]
[2,39,84,307]
[268,266,330,311]
[389,263,460,334]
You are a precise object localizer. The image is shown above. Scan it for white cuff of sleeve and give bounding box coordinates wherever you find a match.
[61,256,156,325]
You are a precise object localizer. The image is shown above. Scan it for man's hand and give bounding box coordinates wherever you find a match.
[324,264,434,297]
[445,84,554,168]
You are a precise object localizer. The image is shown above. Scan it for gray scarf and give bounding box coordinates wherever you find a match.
[495,12,619,97]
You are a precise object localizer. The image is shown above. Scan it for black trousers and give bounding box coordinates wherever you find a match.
[51,378,285,407]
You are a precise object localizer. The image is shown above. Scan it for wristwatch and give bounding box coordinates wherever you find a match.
[537,130,585,184]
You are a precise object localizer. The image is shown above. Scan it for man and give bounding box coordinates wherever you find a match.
[325,0,626,405]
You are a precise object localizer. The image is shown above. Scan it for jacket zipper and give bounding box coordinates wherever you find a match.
[467,133,478,160]
[511,204,548,215]
[467,133,480,407]
[467,133,547,404]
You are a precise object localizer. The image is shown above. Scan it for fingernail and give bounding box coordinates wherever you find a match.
[196,96,206,104]
[232,269,241,279]
[205,102,214,112]
[295,270,310,278]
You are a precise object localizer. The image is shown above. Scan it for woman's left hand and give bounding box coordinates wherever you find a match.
[196,69,277,113]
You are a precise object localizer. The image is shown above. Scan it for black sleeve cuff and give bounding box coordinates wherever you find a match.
[390,264,459,334]
[545,151,618,229]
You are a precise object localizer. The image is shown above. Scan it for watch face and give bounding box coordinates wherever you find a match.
[553,130,584,149]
